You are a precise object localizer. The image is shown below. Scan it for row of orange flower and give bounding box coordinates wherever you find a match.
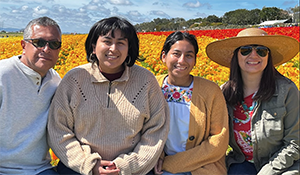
[0,27,299,165]
[1,27,298,89]
[138,27,299,88]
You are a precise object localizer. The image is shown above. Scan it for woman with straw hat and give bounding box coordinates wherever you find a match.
[206,28,299,175]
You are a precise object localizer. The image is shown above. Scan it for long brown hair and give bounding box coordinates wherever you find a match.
[222,48,283,106]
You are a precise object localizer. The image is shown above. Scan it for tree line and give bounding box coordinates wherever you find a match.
[134,6,300,32]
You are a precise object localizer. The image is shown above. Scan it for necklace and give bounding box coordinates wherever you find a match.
[234,100,257,124]
[241,100,255,113]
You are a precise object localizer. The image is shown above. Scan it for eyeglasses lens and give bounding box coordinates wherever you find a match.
[256,47,268,57]
[240,46,252,56]
[240,46,268,57]
[28,39,61,50]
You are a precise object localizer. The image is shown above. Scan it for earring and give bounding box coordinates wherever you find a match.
[89,53,94,62]
[126,55,131,64]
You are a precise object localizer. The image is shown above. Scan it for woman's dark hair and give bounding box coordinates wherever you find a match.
[222,48,283,106]
[160,31,198,61]
[85,16,141,67]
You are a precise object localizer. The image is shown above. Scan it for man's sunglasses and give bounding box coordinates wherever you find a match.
[24,38,61,50]
[239,45,269,57]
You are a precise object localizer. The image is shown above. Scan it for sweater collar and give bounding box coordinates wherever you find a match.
[14,55,52,86]
[90,63,130,83]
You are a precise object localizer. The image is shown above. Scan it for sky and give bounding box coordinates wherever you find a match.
[0,0,298,33]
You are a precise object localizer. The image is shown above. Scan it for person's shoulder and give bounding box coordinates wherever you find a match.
[63,63,92,78]
[194,76,220,89]
[48,68,61,77]
[193,76,223,99]
[47,69,62,86]
[130,64,156,77]
[276,76,294,84]
[0,56,18,67]
[0,56,20,75]
[276,76,298,90]
[130,65,163,86]
[131,64,150,72]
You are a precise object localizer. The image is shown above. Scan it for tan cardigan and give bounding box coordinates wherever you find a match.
[47,64,170,175]
[156,75,229,175]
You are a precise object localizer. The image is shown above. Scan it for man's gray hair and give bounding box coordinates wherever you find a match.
[23,16,61,39]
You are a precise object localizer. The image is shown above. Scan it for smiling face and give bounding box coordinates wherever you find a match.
[238,45,268,76]
[93,29,129,74]
[162,39,196,86]
[20,24,61,77]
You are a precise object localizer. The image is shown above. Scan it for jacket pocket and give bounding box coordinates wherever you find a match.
[261,107,286,140]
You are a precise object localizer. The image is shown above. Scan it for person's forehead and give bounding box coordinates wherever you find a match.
[102,30,127,39]
[31,25,61,40]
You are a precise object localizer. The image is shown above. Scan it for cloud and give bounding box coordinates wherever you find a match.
[108,0,133,5]
[282,1,297,6]
[0,0,23,2]
[125,10,147,23]
[0,3,95,33]
[152,1,169,7]
[183,1,201,8]
[128,10,141,17]
[183,1,212,9]
[33,6,48,15]
[87,5,100,10]
[149,10,170,18]
[195,12,207,18]
[81,2,111,14]
[239,2,258,7]
[204,3,212,9]
[21,6,29,10]
[110,6,120,16]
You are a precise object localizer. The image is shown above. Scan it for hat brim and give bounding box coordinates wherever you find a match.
[206,35,299,68]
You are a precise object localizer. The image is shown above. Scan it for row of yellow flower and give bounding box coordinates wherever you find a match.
[1,30,298,89]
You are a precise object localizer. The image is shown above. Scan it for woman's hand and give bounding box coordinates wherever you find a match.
[154,158,164,175]
[93,160,120,175]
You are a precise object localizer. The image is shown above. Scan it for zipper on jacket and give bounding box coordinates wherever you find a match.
[107,81,112,108]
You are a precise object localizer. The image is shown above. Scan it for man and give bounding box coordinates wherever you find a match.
[0,16,62,175]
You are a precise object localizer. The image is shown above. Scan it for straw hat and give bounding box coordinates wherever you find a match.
[206,28,299,67]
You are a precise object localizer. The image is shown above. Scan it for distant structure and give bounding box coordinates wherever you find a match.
[259,19,292,28]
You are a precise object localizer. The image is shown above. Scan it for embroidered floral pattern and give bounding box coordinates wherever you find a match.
[162,84,193,104]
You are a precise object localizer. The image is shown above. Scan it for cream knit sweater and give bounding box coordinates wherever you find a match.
[47,63,170,175]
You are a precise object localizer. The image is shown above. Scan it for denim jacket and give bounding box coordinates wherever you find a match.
[226,76,300,175]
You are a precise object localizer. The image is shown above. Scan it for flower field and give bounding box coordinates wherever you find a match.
[1,26,299,89]
[0,26,299,165]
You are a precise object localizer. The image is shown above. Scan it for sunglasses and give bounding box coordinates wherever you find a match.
[239,45,269,57]
[25,38,61,50]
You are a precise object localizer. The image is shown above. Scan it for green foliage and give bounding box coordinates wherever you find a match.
[135,6,296,32]
[260,7,289,21]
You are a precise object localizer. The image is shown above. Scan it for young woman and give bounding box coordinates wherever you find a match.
[154,31,229,175]
[206,28,300,175]
[47,16,170,175]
